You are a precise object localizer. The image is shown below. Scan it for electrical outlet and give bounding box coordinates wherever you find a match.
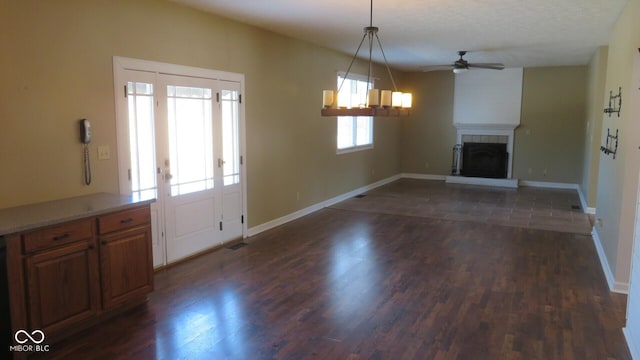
[543,168,547,177]
[296,192,300,201]
[425,162,430,169]
[528,168,532,174]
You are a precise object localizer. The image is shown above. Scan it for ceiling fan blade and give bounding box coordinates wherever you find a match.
[420,65,454,72]
[467,63,505,70]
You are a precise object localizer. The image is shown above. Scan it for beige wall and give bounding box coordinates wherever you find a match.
[513,67,587,183]
[582,47,608,209]
[594,0,640,288]
[401,72,456,175]
[3,0,637,279]
[401,68,588,184]
[0,0,402,227]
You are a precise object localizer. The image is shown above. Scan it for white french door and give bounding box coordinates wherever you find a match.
[114,58,246,267]
[157,75,220,263]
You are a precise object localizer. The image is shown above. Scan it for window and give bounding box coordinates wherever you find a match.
[336,73,373,152]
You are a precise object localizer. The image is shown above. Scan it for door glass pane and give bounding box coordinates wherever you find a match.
[221,90,240,186]
[127,81,157,200]
[167,85,214,196]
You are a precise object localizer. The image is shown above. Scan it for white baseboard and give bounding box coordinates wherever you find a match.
[519,180,577,189]
[247,174,401,237]
[591,228,629,294]
[615,281,630,294]
[624,327,640,360]
[576,187,593,214]
[401,173,447,181]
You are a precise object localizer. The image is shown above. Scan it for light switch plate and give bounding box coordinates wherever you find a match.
[97,145,111,160]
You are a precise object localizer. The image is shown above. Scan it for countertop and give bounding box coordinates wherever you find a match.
[0,193,155,236]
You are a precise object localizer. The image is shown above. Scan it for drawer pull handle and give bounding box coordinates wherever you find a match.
[120,218,134,224]
[53,233,70,241]
[101,240,108,245]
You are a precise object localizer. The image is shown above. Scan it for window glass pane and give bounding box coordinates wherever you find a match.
[127,81,157,199]
[337,116,355,149]
[221,89,240,186]
[167,85,214,196]
[135,82,152,95]
[356,117,372,146]
[336,74,373,151]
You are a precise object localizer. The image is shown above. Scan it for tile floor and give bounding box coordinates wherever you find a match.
[329,178,593,235]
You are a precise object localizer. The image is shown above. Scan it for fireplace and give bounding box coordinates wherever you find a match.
[462,142,508,178]
[447,124,518,187]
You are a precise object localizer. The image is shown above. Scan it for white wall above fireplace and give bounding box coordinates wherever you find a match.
[453,68,523,128]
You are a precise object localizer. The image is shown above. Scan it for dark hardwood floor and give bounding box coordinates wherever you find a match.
[33,181,630,359]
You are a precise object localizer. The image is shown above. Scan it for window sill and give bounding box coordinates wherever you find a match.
[336,144,374,155]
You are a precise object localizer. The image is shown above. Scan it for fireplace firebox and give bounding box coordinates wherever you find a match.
[462,142,508,179]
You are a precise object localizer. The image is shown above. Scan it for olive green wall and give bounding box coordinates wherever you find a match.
[0,0,402,227]
[3,0,638,287]
[593,0,640,289]
[401,72,456,175]
[513,67,587,183]
[581,47,608,209]
[401,67,588,184]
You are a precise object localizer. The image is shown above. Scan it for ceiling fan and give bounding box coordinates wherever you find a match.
[422,51,505,73]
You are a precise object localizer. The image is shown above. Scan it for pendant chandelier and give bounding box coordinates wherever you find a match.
[321,0,412,117]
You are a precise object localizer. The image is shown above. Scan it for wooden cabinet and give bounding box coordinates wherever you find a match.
[97,207,153,309]
[6,204,153,346]
[24,238,100,334]
[22,218,100,334]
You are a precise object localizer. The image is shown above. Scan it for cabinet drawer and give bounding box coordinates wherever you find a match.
[23,219,94,253]
[98,207,150,235]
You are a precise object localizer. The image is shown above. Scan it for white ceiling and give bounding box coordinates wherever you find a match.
[170,0,629,71]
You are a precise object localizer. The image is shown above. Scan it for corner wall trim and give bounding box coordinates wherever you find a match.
[247,174,401,237]
[623,327,640,360]
[592,228,628,294]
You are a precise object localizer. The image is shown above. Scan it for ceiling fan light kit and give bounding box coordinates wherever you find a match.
[321,0,411,117]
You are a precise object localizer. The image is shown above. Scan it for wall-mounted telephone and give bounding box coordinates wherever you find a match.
[79,119,92,185]
[80,118,92,144]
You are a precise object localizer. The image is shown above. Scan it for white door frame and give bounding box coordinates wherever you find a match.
[113,56,247,267]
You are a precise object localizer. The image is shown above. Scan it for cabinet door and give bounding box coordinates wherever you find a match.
[25,241,100,334]
[100,226,153,309]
